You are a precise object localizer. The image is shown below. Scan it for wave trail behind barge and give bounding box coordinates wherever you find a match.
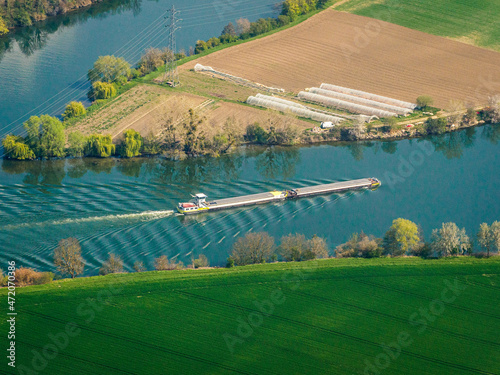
[177,178,380,215]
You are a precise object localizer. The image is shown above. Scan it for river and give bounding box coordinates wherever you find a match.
[1,125,499,274]
[0,0,278,136]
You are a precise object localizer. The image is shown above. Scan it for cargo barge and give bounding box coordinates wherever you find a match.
[177,178,380,215]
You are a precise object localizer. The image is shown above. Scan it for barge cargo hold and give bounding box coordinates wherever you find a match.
[177,178,380,215]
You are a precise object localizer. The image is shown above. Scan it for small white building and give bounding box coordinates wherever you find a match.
[321,121,335,129]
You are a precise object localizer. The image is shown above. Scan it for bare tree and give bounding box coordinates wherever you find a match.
[133,261,146,272]
[192,254,209,268]
[447,100,465,126]
[139,47,164,74]
[463,107,477,125]
[231,232,275,265]
[486,95,500,123]
[53,238,85,278]
[154,255,170,270]
[99,253,124,275]
[236,18,251,35]
[279,233,308,261]
[306,235,329,259]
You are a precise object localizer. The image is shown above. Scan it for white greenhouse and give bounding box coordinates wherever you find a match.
[246,95,344,124]
[320,83,417,110]
[298,92,399,118]
[309,88,413,116]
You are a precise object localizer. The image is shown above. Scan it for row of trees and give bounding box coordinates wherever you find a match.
[86,48,189,99]
[2,108,244,161]
[51,237,209,278]
[0,0,107,28]
[227,232,329,266]
[194,0,328,55]
[6,217,498,284]
[337,218,500,258]
[1,114,146,160]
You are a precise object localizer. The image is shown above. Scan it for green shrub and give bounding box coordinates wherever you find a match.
[416,95,434,109]
[425,117,447,135]
[33,272,55,285]
[245,123,268,144]
[63,101,86,120]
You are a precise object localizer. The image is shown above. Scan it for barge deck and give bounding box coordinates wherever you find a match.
[177,178,380,214]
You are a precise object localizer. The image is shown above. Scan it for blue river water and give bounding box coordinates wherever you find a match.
[0,125,499,274]
[0,0,278,136]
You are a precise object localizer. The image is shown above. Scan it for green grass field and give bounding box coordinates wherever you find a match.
[1,257,499,374]
[337,0,500,51]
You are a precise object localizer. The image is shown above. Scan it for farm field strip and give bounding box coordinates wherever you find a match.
[2,258,500,374]
[184,9,500,108]
[337,0,500,51]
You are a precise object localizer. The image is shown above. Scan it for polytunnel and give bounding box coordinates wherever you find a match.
[255,94,378,123]
[194,63,214,72]
[246,96,344,124]
[309,88,413,116]
[320,83,417,110]
[298,92,398,118]
[255,93,307,109]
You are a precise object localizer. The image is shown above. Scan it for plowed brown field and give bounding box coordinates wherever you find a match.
[183,9,500,108]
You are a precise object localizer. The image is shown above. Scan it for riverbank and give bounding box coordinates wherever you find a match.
[0,0,106,32]
[4,0,500,162]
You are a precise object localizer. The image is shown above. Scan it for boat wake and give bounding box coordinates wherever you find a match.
[1,210,175,231]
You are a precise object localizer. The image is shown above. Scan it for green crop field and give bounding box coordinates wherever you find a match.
[1,257,499,374]
[337,0,500,51]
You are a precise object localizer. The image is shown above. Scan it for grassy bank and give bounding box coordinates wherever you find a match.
[337,0,500,51]
[2,257,499,374]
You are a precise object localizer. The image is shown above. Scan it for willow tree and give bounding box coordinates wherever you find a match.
[84,134,115,158]
[2,135,35,160]
[23,115,66,158]
[119,129,143,158]
[90,81,117,100]
[88,55,130,83]
[40,115,65,158]
[67,131,87,157]
[0,16,8,36]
